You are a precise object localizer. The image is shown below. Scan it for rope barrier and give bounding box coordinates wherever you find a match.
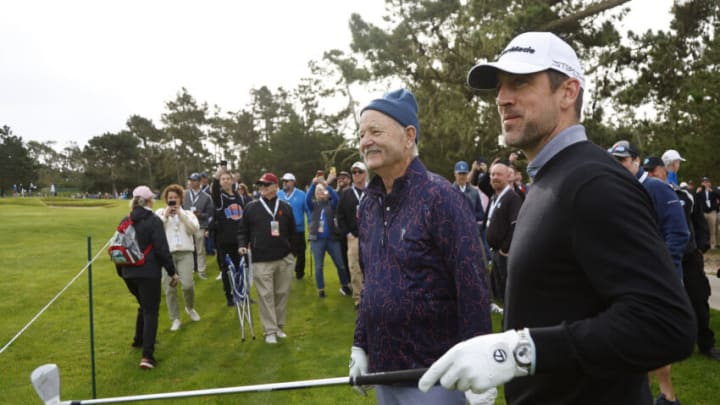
[0,237,112,355]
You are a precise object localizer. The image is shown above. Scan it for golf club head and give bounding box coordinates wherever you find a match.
[30,364,61,405]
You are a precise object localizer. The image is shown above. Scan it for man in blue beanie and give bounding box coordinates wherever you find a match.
[348,88,492,404]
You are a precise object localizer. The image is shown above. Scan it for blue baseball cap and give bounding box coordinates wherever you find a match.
[454,161,469,173]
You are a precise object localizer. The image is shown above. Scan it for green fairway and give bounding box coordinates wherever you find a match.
[1,197,719,404]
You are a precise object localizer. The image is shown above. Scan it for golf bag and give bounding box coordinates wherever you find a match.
[225,254,255,341]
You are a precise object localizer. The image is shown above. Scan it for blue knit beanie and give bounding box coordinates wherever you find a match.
[361,88,420,143]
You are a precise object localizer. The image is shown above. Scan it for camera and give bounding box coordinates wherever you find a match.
[220,160,228,166]
[168,200,177,206]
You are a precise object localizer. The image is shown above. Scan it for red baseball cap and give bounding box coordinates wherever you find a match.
[256,172,279,185]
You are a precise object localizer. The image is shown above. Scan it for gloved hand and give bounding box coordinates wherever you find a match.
[418,329,534,394]
[465,388,498,405]
[349,346,369,396]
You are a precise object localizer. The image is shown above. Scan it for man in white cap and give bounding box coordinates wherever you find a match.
[661,149,685,186]
[419,32,695,404]
[336,161,369,308]
[277,173,311,279]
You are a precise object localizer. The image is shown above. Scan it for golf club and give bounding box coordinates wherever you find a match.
[31,363,428,404]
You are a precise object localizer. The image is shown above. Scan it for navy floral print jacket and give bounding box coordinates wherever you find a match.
[354,157,491,372]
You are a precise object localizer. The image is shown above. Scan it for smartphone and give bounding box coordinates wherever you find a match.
[168,200,177,206]
[330,166,336,176]
[220,160,228,166]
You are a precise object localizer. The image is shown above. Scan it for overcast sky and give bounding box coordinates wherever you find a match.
[1,0,673,149]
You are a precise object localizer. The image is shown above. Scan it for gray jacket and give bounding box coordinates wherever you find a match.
[182,189,215,229]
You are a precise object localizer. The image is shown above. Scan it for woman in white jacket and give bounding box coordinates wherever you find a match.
[156,184,201,331]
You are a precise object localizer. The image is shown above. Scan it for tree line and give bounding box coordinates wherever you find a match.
[2,0,718,197]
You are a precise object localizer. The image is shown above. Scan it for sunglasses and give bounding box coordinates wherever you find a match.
[351,170,365,174]
[257,182,273,187]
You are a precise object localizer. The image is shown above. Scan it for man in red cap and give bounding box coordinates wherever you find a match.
[238,172,296,344]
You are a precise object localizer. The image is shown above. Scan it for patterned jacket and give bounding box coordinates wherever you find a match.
[353,157,491,372]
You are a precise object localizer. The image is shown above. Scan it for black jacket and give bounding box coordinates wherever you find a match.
[237,196,295,263]
[118,206,176,279]
[336,185,364,237]
[486,187,522,253]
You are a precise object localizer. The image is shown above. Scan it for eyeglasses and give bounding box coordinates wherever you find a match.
[351,170,365,175]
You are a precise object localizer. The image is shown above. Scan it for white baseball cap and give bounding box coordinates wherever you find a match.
[661,149,686,166]
[351,161,368,172]
[281,173,296,182]
[467,32,585,91]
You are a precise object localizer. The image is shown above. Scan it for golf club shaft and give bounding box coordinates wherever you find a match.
[59,368,428,404]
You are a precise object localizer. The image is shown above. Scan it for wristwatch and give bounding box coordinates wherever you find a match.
[513,328,535,376]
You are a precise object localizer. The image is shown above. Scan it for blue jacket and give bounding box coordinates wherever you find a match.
[638,168,689,278]
[278,187,310,233]
[306,183,340,240]
[354,158,491,372]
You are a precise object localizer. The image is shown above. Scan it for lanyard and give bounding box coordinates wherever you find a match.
[259,197,279,220]
[190,190,200,206]
[352,186,364,204]
[489,185,511,220]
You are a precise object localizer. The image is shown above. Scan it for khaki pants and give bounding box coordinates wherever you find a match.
[162,251,195,321]
[705,212,717,248]
[347,237,363,306]
[193,228,207,273]
[253,254,294,336]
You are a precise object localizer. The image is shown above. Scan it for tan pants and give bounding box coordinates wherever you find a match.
[347,237,363,306]
[705,212,717,248]
[162,251,195,321]
[193,228,207,273]
[252,254,294,336]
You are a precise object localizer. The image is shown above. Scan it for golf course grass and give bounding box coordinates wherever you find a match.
[1,197,719,404]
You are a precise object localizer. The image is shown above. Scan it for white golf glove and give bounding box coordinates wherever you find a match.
[465,387,498,405]
[349,346,369,396]
[418,329,535,394]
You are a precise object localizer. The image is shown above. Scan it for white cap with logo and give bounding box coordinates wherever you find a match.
[467,31,585,91]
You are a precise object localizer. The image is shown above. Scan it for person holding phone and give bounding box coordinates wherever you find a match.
[156,184,201,331]
[211,166,246,307]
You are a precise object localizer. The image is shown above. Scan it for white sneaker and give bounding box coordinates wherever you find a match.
[198,272,208,280]
[216,273,222,280]
[170,319,181,331]
[185,307,201,321]
[490,303,504,314]
[276,330,287,339]
[265,334,277,344]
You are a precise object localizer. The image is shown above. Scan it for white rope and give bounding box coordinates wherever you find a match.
[0,237,113,355]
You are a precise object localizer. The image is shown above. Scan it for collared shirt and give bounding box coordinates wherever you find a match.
[527,124,587,179]
[354,157,491,372]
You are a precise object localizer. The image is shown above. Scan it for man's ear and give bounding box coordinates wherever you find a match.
[559,79,580,111]
[404,126,417,147]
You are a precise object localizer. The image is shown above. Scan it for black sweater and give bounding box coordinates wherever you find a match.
[237,197,295,263]
[505,141,695,404]
[211,181,245,246]
[486,188,522,253]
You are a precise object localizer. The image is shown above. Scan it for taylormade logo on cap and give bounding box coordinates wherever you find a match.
[467,32,585,90]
